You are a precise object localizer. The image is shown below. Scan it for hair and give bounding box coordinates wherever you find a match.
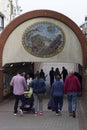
[55,74,61,80]
[51,67,54,70]
[17,70,22,74]
[35,73,40,79]
[62,66,65,69]
[68,69,73,74]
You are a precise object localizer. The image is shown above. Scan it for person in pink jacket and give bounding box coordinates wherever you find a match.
[64,69,81,118]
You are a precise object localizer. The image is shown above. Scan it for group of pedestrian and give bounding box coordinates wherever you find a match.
[49,66,68,87]
[10,70,46,117]
[50,69,81,118]
[10,67,81,118]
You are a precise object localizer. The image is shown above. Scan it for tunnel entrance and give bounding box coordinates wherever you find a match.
[2,62,82,97]
[2,62,34,97]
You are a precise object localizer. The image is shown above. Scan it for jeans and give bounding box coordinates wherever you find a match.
[14,94,25,113]
[67,92,77,113]
[33,93,44,112]
[53,96,63,113]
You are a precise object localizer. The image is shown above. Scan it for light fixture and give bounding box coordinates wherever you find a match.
[22,63,25,66]
[10,64,13,67]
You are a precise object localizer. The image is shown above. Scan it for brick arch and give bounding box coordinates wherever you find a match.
[0,9,87,99]
[0,10,87,67]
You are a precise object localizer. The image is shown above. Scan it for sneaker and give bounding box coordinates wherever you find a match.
[56,113,59,115]
[39,112,43,115]
[56,111,61,116]
[19,109,23,116]
[13,113,17,116]
[73,111,76,118]
[34,112,38,117]
[58,109,61,112]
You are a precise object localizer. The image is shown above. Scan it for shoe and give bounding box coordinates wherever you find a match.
[56,113,59,115]
[73,111,76,118]
[39,112,43,115]
[14,113,17,116]
[34,112,38,117]
[58,109,61,112]
[56,111,61,116]
[19,109,23,116]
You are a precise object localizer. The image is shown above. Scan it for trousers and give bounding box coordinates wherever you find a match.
[14,94,25,113]
[67,92,77,113]
[33,93,44,112]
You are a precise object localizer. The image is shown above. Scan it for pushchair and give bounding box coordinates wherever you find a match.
[23,87,35,113]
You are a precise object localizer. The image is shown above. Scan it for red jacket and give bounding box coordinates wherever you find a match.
[64,74,81,94]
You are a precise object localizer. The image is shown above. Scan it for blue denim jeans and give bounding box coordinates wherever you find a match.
[33,93,44,113]
[53,96,63,113]
[67,92,77,113]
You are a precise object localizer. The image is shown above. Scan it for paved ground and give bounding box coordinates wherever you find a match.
[0,96,87,130]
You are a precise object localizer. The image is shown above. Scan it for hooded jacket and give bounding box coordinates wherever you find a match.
[64,74,81,94]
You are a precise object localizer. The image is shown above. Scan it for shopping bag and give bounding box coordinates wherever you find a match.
[47,96,56,111]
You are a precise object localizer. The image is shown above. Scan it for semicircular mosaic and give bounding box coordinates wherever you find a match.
[22,22,65,58]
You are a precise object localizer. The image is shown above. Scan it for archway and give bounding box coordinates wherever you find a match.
[0,10,87,100]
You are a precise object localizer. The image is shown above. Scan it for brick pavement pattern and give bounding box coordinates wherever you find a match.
[0,97,86,130]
